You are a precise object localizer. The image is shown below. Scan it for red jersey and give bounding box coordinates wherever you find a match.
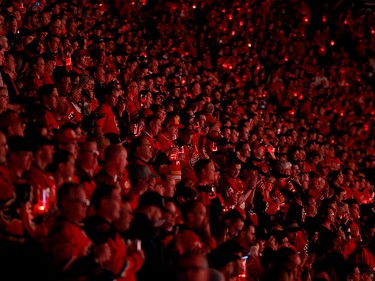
[47,217,93,272]
[95,104,120,135]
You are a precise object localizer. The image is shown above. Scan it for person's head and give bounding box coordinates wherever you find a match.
[238,221,256,246]
[304,195,317,217]
[72,49,89,68]
[0,110,25,137]
[309,172,325,191]
[57,183,89,222]
[114,196,133,232]
[347,199,360,220]
[0,131,7,164]
[221,209,245,239]
[104,83,122,107]
[77,140,99,171]
[181,200,207,230]
[177,252,209,281]
[8,136,33,171]
[0,87,8,113]
[162,199,178,231]
[179,124,196,145]
[49,149,75,180]
[226,158,242,179]
[42,52,56,76]
[194,159,216,185]
[322,206,336,225]
[208,240,243,279]
[236,141,251,159]
[137,191,164,227]
[103,144,128,175]
[45,34,60,53]
[129,136,153,162]
[144,114,162,137]
[127,80,139,97]
[91,184,122,222]
[55,127,80,159]
[162,112,182,138]
[29,55,45,76]
[275,160,292,177]
[55,72,72,96]
[39,84,59,110]
[33,135,55,166]
[273,247,301,281]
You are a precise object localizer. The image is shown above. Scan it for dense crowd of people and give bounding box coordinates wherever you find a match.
[0,0,374,280]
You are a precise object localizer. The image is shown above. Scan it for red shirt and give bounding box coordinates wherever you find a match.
[95,104,120,135]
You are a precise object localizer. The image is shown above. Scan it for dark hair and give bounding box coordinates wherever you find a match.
[194,158,212,178]
[57,183,82,210]
[90,184,119,211]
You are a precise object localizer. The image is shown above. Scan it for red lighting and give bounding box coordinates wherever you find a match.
[192,4,196,9]
[231,31,235,36]
[228,14,233,21]
[293,91,298,97]
[322,15,327,23]
[284,56,289,62]
[344,20,348,25]
[330,40,335,46]
[239,21,244,27]
[303,17,309,23]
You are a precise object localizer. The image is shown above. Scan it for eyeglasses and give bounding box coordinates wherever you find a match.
[69,198,90,207]
[81,149,99,156]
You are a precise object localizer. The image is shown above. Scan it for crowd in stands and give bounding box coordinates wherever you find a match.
[0,0,374,280]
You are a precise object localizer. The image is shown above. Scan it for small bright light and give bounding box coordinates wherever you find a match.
[248,43,251,47]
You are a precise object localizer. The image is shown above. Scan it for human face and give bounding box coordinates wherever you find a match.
[0,89,9,111]
[117,148,128,174]
[177,254,209,281]
[0,132,8,163]
[149,205,163,226]
[35,57,45,76]
[203,161,216,184]
[78,142,99,170]
[45,59,56,75]
[192,203,207,229]
[49,37,60,53]
[241,144,251,158]
[39,144,54,165]
[65,187,89,222]
[163,201,178,229]
[108,91,120,107]
[103,187,122,221]
[228,163,241,179]
[46,88,59,110]
[229,219,244,238]
[115,201,133,232]
[14,151,33,171]
[139,140,153,161]
[62,155,75,179]
[127,81,139,97]
[151,119,162,136]
[245,225,257,245]
[349,204,360,220]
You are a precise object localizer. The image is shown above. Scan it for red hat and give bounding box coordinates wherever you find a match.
[165,114,184,128]
[72,49,89,58]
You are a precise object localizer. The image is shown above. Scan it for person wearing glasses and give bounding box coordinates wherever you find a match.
[46,183,112,280]
[76,139,99,200]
